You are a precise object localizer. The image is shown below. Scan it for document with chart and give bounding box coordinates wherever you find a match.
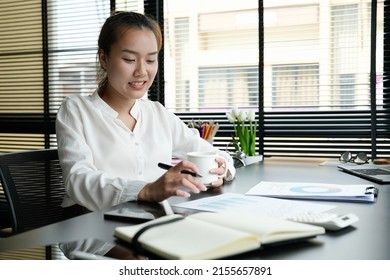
[174,192,336,219]
[245,181,377,202]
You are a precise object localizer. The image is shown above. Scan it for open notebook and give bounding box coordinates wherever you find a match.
[338,163,390,183]
[114,212,325,260]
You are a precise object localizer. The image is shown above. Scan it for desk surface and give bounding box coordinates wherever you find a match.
[1,158,389,259]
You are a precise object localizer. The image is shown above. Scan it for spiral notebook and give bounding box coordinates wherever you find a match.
[245,181,378,203]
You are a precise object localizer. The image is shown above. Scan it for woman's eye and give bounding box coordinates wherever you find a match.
[147,60,156,64]
[123,58,135,62]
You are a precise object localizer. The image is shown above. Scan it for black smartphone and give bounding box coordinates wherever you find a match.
[104,207,155,223]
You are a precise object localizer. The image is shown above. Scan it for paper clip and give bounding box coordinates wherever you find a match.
[365,186,378,197]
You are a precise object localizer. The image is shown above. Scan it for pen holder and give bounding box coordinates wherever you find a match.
[188,120,219,145]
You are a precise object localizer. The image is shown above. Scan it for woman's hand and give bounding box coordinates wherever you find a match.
[137,160,207,202]
[208,157,227,188]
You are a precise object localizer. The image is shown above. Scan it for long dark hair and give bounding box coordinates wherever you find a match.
[96,11,162,92]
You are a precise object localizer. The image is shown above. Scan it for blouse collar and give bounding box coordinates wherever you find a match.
[91,91,140,120]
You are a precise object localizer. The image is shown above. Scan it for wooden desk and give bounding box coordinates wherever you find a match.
[1,158,389,259]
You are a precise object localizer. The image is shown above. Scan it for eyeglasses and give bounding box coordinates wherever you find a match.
[339,151,370,164]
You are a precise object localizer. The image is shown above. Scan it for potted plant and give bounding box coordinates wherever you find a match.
[226,107,262,165]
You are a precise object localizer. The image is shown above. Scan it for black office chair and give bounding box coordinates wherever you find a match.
[0,185,12,237]
[0,149,66,235]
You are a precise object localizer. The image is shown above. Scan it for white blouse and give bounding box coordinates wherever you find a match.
[56,93,235,211]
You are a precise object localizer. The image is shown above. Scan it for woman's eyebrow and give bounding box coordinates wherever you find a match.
[122,49,158,56]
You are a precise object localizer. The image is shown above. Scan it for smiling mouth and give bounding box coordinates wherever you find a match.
[129,81,146,86]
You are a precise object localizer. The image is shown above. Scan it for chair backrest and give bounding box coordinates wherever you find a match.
[0,149,66,234]
[0,184,12,236]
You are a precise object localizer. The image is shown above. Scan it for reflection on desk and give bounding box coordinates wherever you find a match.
[61,238,147,260]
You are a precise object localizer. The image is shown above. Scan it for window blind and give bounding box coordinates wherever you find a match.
[47,0,109,112]
[162,0,259,153]
[382,0,390,156]
[163,1,259,112]
[0,0,142,152]
[384,0,390,110]
[162,0,389,158]
[0,1,47,151]
[0,0,388,158]
[261,0,388,159]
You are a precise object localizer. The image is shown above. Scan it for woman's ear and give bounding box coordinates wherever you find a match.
[98,49,107,70]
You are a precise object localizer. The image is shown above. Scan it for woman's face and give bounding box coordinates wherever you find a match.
[100,27,158,100]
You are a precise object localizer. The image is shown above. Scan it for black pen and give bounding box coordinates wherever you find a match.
[158,162,202,178]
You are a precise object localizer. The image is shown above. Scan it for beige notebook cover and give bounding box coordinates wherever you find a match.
[114,212,325,260]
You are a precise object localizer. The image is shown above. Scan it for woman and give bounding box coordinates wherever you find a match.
[56,11,235,213]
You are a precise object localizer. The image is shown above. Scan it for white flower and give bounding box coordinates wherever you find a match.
[242,110,249,122]
[247,110,255,122]
[231,107,240,119]
[236,109,245,122]
[226,107,258,156]
[226,111,236,123]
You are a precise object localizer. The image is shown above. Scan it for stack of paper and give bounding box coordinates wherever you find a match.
[245,181,377,203]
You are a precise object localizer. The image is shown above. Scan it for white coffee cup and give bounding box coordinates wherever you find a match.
[186,151,227,186]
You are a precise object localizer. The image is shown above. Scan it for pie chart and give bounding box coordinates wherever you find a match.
[289,186,342,194]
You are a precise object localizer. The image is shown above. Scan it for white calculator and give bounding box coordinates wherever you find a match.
[287,212,359,231]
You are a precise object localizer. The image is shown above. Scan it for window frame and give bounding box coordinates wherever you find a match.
[155,0,389,159]
[0,0,388,158]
